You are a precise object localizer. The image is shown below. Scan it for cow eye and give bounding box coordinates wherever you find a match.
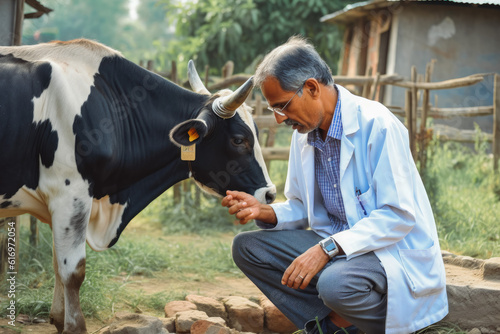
[232,138,244,146]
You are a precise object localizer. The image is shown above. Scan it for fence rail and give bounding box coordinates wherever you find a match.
[245,67,499,173]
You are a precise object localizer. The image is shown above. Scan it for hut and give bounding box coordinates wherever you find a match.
[0,0,52,46]
[321,0,500,132]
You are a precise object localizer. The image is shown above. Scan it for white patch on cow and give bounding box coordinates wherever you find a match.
[0,39,119,70]
[193,180,224,198]
[234,102,276,203]
[0,187,50,223]
[87,196,127,251]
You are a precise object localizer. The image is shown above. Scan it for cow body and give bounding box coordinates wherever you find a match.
[0,39,275,333]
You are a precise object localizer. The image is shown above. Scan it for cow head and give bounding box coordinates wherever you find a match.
[169,61,276,204]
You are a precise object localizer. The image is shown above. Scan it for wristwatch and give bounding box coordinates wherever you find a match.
[319,236,339,259]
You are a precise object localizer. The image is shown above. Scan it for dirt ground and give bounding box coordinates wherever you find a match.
[2,222,498,334]
[0,274,261,334]
[2,260,497,334]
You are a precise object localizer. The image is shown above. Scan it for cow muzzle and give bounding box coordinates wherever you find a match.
[254,184,277,205]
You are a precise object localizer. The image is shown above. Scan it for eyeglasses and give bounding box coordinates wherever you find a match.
[267,82,305,116]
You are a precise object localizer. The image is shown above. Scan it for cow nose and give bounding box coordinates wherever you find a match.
[265,191,276,204]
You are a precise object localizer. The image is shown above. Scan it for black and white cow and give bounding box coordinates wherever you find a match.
[0,39,276,333]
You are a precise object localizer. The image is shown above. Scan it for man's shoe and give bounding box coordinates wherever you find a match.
[302,317,359,334]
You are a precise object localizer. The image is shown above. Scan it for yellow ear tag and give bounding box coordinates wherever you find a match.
[188,127,199,142]
[181,144,196,161]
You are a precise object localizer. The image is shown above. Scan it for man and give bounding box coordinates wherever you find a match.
[221,36,448,334]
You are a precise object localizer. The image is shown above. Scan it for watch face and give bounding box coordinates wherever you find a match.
[325,240,337,252]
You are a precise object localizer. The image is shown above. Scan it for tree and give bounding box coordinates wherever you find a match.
[23,0,129,47]
[162,0,354,75]
[21,0,175,67]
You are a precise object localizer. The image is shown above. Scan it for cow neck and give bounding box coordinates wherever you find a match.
[77,56,209,234]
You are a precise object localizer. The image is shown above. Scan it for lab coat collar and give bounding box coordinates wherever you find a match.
[336,85,360,137]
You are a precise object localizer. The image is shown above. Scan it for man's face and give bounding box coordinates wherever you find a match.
[261,76,324,134]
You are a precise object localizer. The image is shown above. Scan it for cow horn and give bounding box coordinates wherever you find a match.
[187,60,210,95]
[212,76,254,119]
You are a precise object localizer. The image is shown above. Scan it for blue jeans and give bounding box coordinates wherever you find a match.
[232,230,387,334]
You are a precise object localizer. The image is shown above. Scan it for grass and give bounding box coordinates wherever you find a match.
[423,135,500,258]
[0,221,243,320]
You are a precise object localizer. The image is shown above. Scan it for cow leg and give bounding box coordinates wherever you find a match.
[50,196,91,334]
[50,245,65,333]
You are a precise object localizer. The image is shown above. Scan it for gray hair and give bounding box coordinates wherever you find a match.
[254,36,334,92]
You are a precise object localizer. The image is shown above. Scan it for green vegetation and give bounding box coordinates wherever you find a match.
[424,134,500,258]
[23,0,352,76]
[0,222,243,320]
[161,0,352,74]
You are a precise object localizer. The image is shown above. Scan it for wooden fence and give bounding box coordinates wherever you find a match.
[146,59,498,204]
[245,66,499,173]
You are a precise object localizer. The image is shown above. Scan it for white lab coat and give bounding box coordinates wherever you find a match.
[267,85,448,333]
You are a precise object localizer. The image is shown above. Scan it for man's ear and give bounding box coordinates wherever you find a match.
[169,109,216,147]
[304,78,320,99]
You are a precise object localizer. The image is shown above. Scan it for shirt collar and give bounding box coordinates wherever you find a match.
[308,85,342,144]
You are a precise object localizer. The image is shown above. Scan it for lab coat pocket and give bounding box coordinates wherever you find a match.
[356,186,375,218]
[399,241,446,298]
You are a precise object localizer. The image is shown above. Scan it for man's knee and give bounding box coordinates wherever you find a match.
[231,231,256,267]
[317,270,347,310]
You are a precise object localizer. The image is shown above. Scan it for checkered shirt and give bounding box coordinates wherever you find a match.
[307,86,349,234]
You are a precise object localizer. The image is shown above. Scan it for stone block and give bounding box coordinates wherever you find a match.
[162,317,175,333]
[442,284,500,331]
[481,257,500,280]
[186,294,227,320]
[222,296,264,333]
[175,310,209,333]
[164,300,197,318]
[259,296,297,333]
[191,319,231,334]
[99,312,167,334]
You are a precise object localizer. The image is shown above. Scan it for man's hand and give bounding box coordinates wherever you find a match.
[221,190,277,225]
[282,244,330,290]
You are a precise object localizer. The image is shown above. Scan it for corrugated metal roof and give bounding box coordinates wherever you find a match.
[321,0,500,24]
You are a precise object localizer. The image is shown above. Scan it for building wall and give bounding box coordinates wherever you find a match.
[0,0,17,45]
[386,3,500,132]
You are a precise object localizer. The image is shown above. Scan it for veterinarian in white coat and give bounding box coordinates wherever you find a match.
[269,83,448,333]
[223,36,448,334]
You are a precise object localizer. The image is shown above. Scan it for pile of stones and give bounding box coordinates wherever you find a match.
[98,294,298,334]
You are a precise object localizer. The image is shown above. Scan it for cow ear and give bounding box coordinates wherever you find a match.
[169,118,208,147]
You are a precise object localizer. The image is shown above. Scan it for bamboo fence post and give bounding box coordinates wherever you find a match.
[254,94,262,116]
[170,62,182,204]
[30,215,38,247]
[222,61,234,79]
[204,65,210,88]
[405,89,413,151]
[494,73,500,172]
[410,66,418,160]
[362,67,373,98]
[170,60,177,83]
[370,72,381,101]
[419,61,435,171]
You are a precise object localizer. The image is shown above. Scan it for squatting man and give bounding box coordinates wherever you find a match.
[221,36,448,334]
